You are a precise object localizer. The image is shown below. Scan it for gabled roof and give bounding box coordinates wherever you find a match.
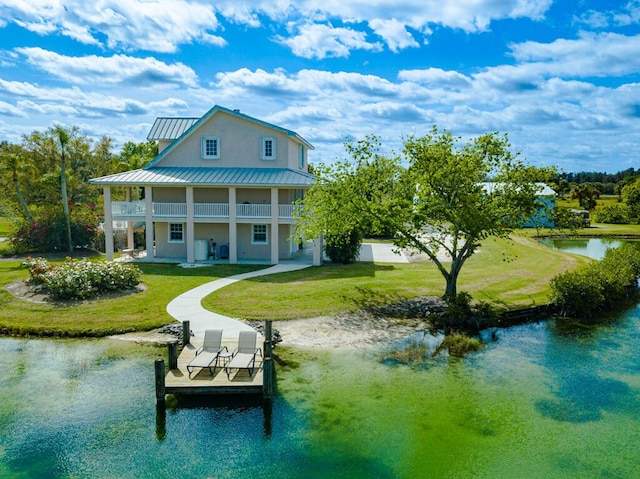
[89,167,316,187]
[145,105,314,169]
[147,117,198,140]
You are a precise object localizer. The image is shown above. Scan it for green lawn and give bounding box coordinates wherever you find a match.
[0,260,265,337]
[0,217,12,237]
[203,235,592,320]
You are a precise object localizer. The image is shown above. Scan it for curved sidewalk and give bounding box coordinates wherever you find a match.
[166,264,311,339]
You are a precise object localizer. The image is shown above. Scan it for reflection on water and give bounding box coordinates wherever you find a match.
[539,237,628,260]
[1,306,640,478]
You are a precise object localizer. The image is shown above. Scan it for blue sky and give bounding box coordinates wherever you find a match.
[1,0,639,173]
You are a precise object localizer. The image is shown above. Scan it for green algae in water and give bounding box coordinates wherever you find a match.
[1,310,640,478]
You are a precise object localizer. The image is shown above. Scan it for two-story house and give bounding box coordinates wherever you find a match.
[90,105,321,265]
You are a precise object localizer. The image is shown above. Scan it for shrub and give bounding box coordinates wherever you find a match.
[436,332,484,357]
[22,256,53,285]
[10,205,99,254]
[324,229,363,264]
[594,204,631,224]
[550,244,640,317]
[22,257,141,300]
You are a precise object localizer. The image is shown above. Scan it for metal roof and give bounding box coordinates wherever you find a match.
[147,117,199,140]
[90,167,316,187]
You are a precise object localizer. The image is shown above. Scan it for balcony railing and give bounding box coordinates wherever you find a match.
[236,203,271,218]
[194,203,229,218]
[111,202,300,220]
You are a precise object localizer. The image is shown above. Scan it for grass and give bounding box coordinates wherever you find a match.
[0,258,265,337]
[0,217,13,237]
[203,235,592,320]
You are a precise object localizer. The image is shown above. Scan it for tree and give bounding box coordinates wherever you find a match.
[621,178,640,221]
[295,128,541,299]
[53,126,73,252]
[0,141,34,223]
[569,183,600,210]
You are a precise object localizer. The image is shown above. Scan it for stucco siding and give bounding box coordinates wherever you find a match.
[237,188,270,203]
[155,111,294,169]
[155,222,187,258]
[194,187,228,202]
[153,187,185,202]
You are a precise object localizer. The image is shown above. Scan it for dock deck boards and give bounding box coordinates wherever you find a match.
[165,337,264,395]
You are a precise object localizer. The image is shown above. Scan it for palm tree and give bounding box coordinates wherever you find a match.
[53,126,73,252]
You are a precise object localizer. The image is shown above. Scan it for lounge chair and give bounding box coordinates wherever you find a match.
[225,330,262,379]
[186,329,226,378]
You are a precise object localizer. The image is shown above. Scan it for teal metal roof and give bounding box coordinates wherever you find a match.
[147,117,198,140]
[90,167,316,187]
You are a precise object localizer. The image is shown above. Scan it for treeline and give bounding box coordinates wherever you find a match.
[558,168,639,195]
[0,125,157,252]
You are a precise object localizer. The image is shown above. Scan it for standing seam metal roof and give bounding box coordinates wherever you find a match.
[147,117,199,140]
[89,167,316,187]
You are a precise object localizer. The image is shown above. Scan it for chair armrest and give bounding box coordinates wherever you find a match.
[195,346,203,356]
[230,347,238,358]
[256,347,262,358]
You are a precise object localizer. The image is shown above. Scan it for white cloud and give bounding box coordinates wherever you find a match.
[509,32,640,78]
[275,23,382,59]
[14,47,198,87]
[1,0,226,53]
[368,18,419,52]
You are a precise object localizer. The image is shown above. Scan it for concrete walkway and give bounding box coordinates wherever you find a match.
[166,263,311,339]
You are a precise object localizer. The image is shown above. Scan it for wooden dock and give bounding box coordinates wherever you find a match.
[154,320,275,401]
[164,337,264,395]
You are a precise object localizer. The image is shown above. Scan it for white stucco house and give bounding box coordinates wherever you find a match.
[90,105,321,265]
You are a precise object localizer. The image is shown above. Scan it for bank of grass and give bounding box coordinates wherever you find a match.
[0,259,264,337]
[204,235,592,320]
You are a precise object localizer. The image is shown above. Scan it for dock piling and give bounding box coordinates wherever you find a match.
[168,342,178,370]
[155,358,166,403]
[263,320,273,399]
[182,320,190,346]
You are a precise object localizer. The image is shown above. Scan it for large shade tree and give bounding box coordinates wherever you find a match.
[295,127,544,298]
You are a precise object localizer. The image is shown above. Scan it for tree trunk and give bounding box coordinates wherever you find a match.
[444,258,464,298]
[13,172,33,224]
[60,150,73,253]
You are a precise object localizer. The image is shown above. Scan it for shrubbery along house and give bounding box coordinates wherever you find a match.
[90,105,322,265]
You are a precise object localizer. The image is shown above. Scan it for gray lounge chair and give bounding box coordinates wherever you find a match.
[186,329,226,378]
[225,330,262,379]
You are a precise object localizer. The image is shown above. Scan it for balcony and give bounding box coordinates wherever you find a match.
[110,202,301,221]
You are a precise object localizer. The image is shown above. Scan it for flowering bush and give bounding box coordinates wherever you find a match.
[22,257,141,300]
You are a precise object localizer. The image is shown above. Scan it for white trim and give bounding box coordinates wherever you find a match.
[298,144,305,169]
[201,136,220,160]
[168,222,185,243]
[251,224,269,245]
[260,136,276,160]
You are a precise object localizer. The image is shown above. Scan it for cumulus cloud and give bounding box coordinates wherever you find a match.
[275,23,382,59]
[1,0,226,53]
[14,47,198,87]
[368,18,419,52]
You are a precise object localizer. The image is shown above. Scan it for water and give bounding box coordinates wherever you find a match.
[538,237,625,260]
[2,238,639,478]
[1,308,640,478]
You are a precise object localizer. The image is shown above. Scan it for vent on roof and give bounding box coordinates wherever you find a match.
[233,109,240,112]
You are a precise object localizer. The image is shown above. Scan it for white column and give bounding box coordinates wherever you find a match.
[103,186,114,260]
[186,187,195,263]
[228,187,237,264]
[313,236,323,266]
[125,187,134,249]
[145,186,154,261]
[270,187,279,264]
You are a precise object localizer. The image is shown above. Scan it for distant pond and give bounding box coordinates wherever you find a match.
[2,306,640,477]
[538,237,638,260]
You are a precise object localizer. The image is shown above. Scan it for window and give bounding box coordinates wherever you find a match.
[201,136,220,159]
[168,223,184,243]
[252,224,268,244]
[298,144,305,169]
[261,137,276,160]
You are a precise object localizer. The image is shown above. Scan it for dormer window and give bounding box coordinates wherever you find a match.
[261,137,276,160]
[201,136,220,159]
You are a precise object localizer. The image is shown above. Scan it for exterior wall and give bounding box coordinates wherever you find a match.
[194,223,229,256]
[278,188,303,203]
[155,111,297,169]
[194,187,228,202]
[237,223,270,260]
[153,187,185,202]
[237,188,270,204]
[158,140,172,153]
[155,222,187,258]
[287,143,306,170]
